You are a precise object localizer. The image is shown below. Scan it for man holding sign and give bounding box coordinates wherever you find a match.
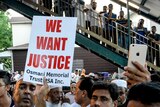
[23,16,77,87]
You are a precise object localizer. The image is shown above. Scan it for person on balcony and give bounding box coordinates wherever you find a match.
[43,0,52,15]
[84,0,95,37]
[134,19,148,44]
[116,10,127,49]
[104,4,117,44]
[147,26,160,67]
[99,6,107,40]
[90,2,99,34]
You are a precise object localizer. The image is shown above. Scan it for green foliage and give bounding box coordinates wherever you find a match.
[0,11,12,50]
[0,11,12,71]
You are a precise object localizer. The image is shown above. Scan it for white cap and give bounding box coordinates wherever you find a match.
[49,85,62,89]
[89,73,95,77]
[111,79,127,88]
[14,74,21,81]
[71,73,76,78]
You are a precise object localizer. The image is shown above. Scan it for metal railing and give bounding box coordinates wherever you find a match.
[18,0,160,71]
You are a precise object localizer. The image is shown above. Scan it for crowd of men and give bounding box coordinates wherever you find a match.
[1,61,160,107]
[2,0,160,107]
[19,0,160,67]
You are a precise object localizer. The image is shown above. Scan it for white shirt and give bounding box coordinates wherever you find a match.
[71,102,90,107]
[90,9,100,27]
[46,101,71,107]
[65,92,75,104]
[85,4,92,21]
[71,102,81,107]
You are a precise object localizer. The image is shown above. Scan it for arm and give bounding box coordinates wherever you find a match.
[153,40,160,44]
[124,61,151,88]
[35,77,50,107]
[83,5,90,12]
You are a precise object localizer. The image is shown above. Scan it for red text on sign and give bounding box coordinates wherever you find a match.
[36,36,68,51]
[27,53,71,69]
[46,19,62,32]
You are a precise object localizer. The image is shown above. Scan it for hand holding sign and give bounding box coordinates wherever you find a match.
[35,77,49,107]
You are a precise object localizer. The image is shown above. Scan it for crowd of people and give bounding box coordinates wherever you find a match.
[1,61,160,107]
[18,0,160,68]
[5,1,159,107]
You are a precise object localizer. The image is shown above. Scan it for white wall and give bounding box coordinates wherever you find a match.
[12,23,32,46]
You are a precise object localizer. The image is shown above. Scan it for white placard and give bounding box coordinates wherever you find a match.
[23,16,77,87]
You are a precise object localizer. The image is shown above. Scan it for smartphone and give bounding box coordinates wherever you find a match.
[127,44,148,69]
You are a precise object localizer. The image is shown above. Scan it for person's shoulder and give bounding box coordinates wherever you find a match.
[86,104,90,107]
[11,99,14,107]
[155,34,160,40]
[71,102,81,107]
[112,13,117,18]
[143,27,148,30]
[9,94,14,107]
[65,92,71,96]
[112,13,116,16]
[85,4,92,9]
[133,27,137,31]
[46,101,54,106]
[62,103,71,107]
[156,33,160,37]
[104,13,108,16]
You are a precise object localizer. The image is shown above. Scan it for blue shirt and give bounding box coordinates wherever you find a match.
[104,12,117,30]
[134,27,147,44]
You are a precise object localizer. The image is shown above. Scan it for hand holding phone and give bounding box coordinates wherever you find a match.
[124,44,149,88]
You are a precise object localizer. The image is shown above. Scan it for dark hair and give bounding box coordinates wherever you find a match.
[151,26,156,28]
[71,81,76,84]
[91,82,119,101]
[79,77,94,99]
[151,71,160,82]
[126,82,160,105]
[109,4,113,7]
[0,70,11,85]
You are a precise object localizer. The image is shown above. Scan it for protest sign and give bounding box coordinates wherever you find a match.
[23,16,77,86]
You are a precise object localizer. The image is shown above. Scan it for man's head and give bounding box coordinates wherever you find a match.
[126,82,160,107]
[111,79,127,106]
[90,82,118,107]
[0,70,11,97]
[138,19,144,27]
[70,82,76,94]
[103,6,107,12]
[13,78,36,107]
[46,86,63,104]
[108,4,113,12]
[151,26,157,34]
[92,2,97,10]
[74,77,94,105]
[94,73,101,81]
[74,70,79,75]
[119,10,124,18]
